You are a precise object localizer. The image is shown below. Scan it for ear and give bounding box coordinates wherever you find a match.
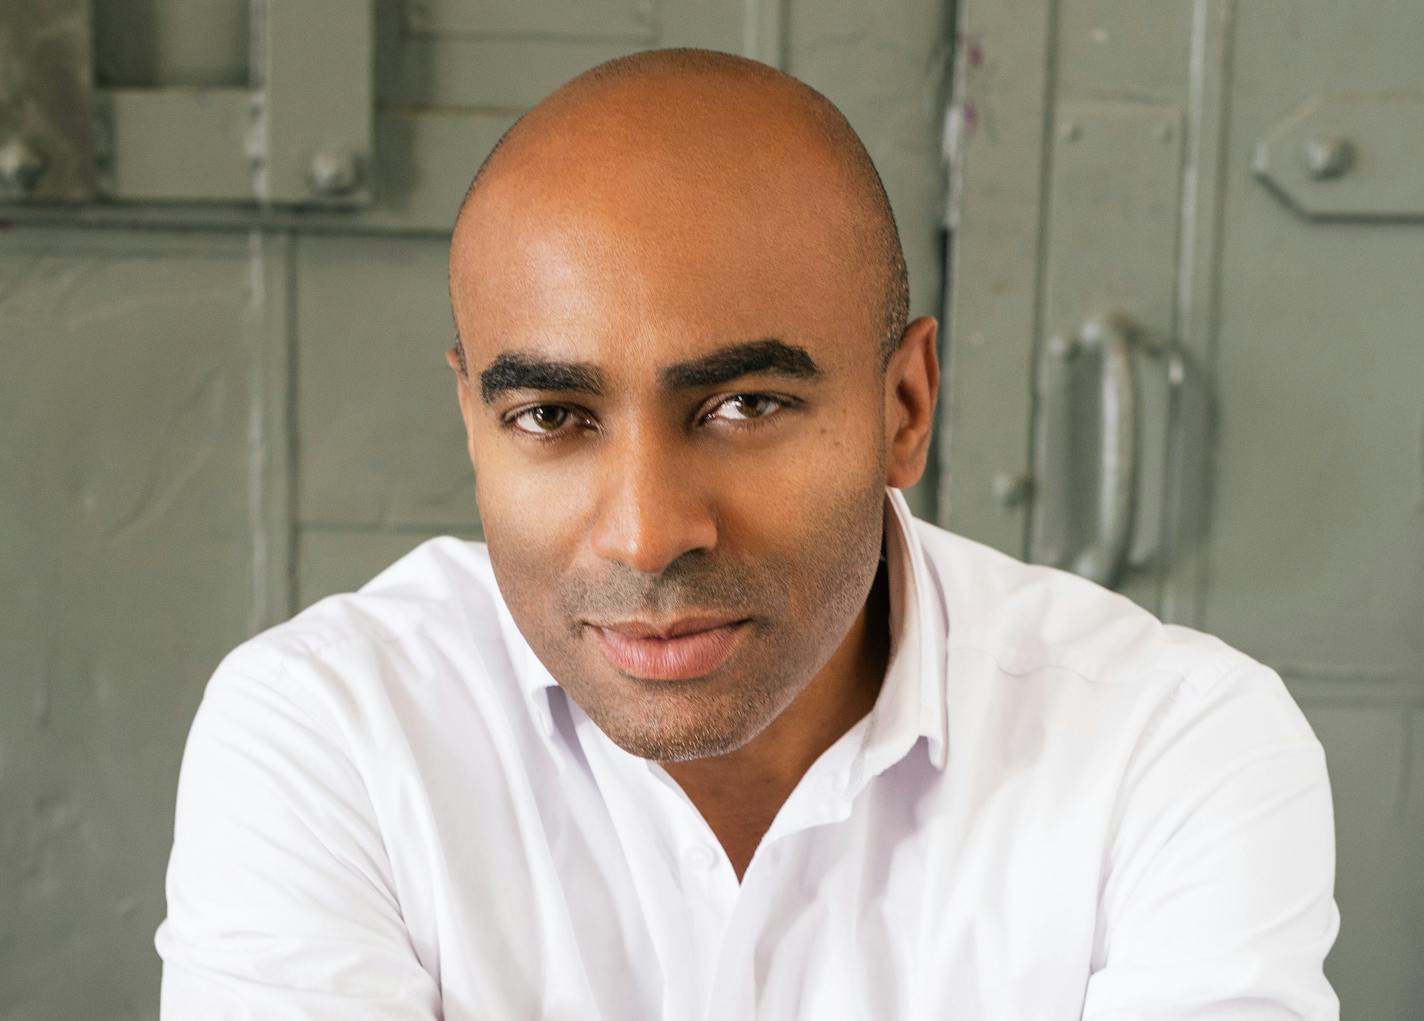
[446,344,480,468]
[883,316,940,489]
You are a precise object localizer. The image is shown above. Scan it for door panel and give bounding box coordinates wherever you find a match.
[946,0,1424,1013]
[0,228,280,1016]
[1207,7,1424,1010]
[1207,1,1424,678]
[296,235,476,533]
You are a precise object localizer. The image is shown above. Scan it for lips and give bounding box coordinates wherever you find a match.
[591,617,750,680]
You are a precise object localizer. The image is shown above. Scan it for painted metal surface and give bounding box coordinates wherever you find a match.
[939,0,1053,553]
[93,0,250,88]
[0,0,94,201]
[0,2,953,1016]
[0,227,283,1018]
[257,0,375,205]
[1030,99,1184,612]
[4,1,373,207]
[1032,312,1179,589]
[1253,94,1424,219]
[295,236,479,533]
[947,0,1424,1014]
[97,87,256,201]
[409,0,658,40]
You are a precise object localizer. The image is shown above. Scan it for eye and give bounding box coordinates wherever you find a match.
[506,404,580,436]
[702,393,790,424]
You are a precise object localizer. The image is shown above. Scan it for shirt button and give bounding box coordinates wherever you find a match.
[683,844,718,871]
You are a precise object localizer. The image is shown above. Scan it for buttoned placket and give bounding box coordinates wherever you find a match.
[571,707,739,1020]
[572,699,880,1021]
[525,489,945,1019]
[699,715,869,1019]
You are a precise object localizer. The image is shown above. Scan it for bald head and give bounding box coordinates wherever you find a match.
[443,50,942,765]
[451,48,908,372]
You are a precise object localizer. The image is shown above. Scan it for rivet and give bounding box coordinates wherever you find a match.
[1302,136,1354,181]
[307,147,361,197]
[1153,121,1174,142]
[0,137,46,195]
[1058,121,1081,142]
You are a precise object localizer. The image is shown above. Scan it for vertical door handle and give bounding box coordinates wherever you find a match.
[1072,314,1138,586]
[1036,312,1141,588]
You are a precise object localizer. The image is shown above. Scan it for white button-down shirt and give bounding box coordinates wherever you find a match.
[156,490,1339,1019]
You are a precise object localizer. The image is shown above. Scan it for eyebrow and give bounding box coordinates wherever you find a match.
[660,338,822,389]
[477,337,821,405]
[479,353,605,404]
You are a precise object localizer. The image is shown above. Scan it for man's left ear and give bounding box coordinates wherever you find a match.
[884,316,940,489]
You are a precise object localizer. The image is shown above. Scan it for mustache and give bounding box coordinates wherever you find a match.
[557,555,787,623]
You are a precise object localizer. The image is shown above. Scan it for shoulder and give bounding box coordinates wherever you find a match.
[913,517,1258,685]
[910,517,1322,772]
[168,535,548,912]
[218,536,508,694]
[912,516,1295,701]
[231,535,501,669]
[157,540,485,1009]
[192,535,534,769]
[910,521,1336,1011]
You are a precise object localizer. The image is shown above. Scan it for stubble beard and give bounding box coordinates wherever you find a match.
[542,480,888,762]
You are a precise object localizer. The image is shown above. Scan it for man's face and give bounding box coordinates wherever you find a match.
[448,91,904,761]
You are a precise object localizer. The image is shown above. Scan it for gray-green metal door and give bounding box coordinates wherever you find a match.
[944,1,1424,1016]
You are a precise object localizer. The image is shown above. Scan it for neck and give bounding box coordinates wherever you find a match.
[661,559,891,879]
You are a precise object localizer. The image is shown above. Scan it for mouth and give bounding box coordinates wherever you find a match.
[589,616,751,681]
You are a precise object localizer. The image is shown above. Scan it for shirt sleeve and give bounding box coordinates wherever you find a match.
[1080,664,1340,1020]
[154,660,441,1020]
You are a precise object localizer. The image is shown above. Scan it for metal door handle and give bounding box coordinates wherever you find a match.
[1072,314,1138,586]
[1038,313,1140,587]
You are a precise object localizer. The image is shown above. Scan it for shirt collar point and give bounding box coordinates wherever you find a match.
[883,489,950,769]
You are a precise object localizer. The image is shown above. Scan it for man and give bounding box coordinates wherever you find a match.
[156,49,1339,1018]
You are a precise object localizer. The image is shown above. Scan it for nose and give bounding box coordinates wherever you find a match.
[588,430,718,575]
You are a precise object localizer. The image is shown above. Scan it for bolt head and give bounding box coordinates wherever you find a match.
[0,137,46,195]
[307,147,361,197]
[1302,136,1354,181]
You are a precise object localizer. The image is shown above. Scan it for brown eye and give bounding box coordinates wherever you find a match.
[706,393,785,422]
[510,405,572,434]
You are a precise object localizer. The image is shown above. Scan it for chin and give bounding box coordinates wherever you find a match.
[579,681,787,763]
[605,722,759,763]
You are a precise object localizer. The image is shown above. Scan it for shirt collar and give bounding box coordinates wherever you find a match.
[853,487,950,784]
[508,487,949,774]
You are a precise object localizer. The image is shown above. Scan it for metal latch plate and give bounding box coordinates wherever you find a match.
[1253,94,1424,220]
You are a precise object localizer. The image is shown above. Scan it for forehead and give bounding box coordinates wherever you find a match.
[449,99,875,374]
